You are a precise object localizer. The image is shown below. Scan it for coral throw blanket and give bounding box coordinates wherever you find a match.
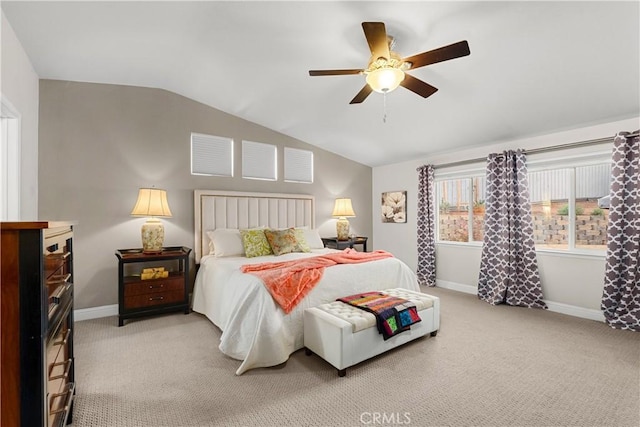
[241,249,394,313]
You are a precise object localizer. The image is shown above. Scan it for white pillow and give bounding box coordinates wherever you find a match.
[302,228,324,249]
[207,229,245,257]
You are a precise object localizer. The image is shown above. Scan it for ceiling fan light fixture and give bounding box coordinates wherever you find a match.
[365,67,405,93]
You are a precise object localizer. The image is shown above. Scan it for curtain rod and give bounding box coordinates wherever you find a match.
[432,135,628,170]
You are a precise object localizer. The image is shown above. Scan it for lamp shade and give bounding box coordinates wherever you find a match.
[130,188,173,218]
[365,68,405,93]
[332,198,356,218]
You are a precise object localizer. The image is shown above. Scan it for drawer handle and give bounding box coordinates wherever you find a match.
[49,358,72,380]
[46,250,71,259]
[47,273,72,286]
[49,382,75,415]
[50,282,72,304]
[149,296,164,301]
[54,329,71,346]
[149,284,164,289]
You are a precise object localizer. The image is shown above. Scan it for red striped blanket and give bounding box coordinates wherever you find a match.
[337,291,421,340]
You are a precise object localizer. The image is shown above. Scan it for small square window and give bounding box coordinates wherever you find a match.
[191,133,233,177]
[284,147,313,183]
[242,140,277,181]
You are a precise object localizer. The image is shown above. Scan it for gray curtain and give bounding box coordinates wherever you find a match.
[416,165,436,286]
[601,131,640,331]
[478,150,546,308]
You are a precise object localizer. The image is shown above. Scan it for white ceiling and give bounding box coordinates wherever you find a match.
[3,1,639,167]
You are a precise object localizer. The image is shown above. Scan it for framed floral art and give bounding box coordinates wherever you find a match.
[381,191,407,223]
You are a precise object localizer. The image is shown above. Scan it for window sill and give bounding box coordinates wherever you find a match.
[535,248,606,260]
[436,241,483,248]
[436,241,606,260]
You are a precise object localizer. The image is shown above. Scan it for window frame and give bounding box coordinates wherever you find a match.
[435,165,485,247]
[1,96,21,220]
[527,151,611,257]
[434,150,612,258]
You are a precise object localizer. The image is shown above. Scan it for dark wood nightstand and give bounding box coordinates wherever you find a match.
[321,237,368,252]
[116,246,191,326]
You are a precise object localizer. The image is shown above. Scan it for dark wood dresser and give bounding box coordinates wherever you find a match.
[1,221,76,427]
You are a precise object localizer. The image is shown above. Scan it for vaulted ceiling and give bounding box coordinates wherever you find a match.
[3,1,639,167]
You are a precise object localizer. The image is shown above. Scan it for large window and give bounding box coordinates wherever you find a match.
[435,158,611,254]
[530,163,610,252]
[437,176,486,243]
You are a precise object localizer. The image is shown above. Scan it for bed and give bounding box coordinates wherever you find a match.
[192,190,420,375]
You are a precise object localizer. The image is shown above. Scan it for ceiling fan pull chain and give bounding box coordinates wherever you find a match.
[383,91,387,123]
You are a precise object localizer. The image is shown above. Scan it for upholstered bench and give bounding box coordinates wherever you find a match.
[303,288,440,377]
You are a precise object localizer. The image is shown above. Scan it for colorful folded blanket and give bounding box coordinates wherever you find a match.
[337,291,421,340]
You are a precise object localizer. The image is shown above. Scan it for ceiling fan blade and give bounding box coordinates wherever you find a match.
[400,74,439,98]
[362,22,390,60]
[349,85,373,104]
[309,69,363,76]
[403,40,470,70]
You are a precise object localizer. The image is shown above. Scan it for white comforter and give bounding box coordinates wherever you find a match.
[191,249,419,375]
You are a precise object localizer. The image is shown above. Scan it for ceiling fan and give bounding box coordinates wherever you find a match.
[309,22,470,104]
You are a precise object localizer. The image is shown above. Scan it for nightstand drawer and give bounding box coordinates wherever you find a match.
[124,275,184,297]
[124,290,185,309]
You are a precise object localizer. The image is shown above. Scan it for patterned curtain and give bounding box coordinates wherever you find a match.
[478,150,546,308]
[601,131,640,331]
[416,165,436,286]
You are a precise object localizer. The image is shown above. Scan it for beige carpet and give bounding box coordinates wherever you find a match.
[70,287,640,427]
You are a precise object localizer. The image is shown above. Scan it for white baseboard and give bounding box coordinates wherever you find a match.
[74,304,118,322]
[543,300,605,322]
[435,279,604,323]
[436,279,477,295]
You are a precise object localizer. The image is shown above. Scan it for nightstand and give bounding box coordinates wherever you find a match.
[321,236,368,252]
[116,246,191,326]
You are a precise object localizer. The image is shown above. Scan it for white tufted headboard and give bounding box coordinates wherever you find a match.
[194,190,315,263]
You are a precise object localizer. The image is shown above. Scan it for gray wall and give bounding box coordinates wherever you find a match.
[39,80,372,309]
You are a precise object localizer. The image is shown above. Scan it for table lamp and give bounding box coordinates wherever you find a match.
[332,198,356,241]
[130,188,173,253]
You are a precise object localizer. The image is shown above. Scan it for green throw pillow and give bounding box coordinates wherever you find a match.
[264,228,304,256]
[239,228,273,258]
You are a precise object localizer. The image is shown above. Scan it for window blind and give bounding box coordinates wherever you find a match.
[191,133,233,177]
[284,147,313,183]
[242,140,277,181]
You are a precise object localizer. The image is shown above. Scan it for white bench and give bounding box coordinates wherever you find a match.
[303,288,440,377]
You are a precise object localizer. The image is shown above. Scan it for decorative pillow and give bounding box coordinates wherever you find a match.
[208,229,245,257]
[294,228,311,253]
[240,228,273,258]
[264,228,304,256]
[301,228,325,249]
